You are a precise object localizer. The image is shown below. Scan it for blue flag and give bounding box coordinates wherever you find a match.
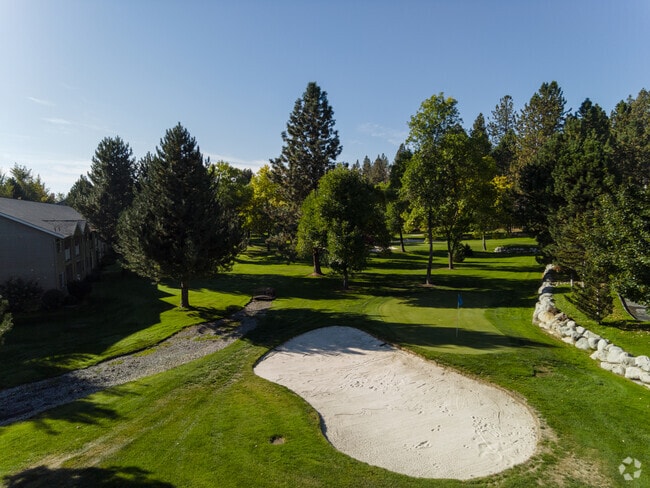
[457,293,463,308]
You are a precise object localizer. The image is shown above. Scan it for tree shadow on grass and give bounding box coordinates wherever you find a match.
[4,465,174,488]
[0,274,178,389]
[246,307,553,355]
[200,272,359,303]
[0,381,134,429]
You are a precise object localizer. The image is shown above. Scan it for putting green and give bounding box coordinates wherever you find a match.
[377,296,515,355]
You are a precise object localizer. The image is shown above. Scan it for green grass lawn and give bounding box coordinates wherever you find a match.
[1,237,649,487]
[0,267,250,389]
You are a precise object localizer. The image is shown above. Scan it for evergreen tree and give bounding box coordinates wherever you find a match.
[270,82,341,273]
[487,95,517,147]
[369,154,390,184]
[1,164,54,202]
[515,81,567,176]
[552,100,616,216]
[361,155,372,181]
[515,135,562,246]
[513,82,567,243]
[79,136,138,249]
[66,175,92,211]
[117,124,243,308]
[611,88,650,186]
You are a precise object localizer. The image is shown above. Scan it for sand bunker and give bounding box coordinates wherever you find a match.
[254,326,539,480]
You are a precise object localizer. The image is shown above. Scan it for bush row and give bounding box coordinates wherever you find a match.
[0,277,93,313]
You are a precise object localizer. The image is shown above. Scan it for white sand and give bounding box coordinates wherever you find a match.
[254,326,539,480]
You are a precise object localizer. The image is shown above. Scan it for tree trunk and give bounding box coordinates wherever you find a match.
[426,211,433,285]
[180,278,190,308]
[312,247,323,275]
[342,270,349,290]
[447,238,454,270]
[482,233,487,251]
[399,227,406,253]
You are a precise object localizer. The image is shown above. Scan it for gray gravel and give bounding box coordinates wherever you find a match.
[0,299,272,426]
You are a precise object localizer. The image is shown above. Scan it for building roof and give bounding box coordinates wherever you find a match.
[0,197,90,238]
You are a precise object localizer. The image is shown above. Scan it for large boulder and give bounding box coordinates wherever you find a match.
[620,353,636,367]
[635,355,650,372]
[600,362,615,372]
[575,337,591,351]
[625,367,643,380]
[537,311,557,325]
[587,337,600,350]
[606,346,625,364]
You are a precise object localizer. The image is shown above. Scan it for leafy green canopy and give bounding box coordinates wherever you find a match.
[403,93,495,278]
[297,166,388,288]
[117,123,243,308]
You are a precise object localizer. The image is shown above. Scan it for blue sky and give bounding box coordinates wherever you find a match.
[1,0,649,194]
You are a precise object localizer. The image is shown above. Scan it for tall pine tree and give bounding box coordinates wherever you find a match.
[270,82,341,273]
[77,136,137,250]
[117,124,242,308]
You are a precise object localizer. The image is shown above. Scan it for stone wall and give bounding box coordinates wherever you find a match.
[533,264,650,389]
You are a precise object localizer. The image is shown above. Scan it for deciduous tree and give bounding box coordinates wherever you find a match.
[298,167,388,289]
[386,145,413,252]
[403,94,463,283]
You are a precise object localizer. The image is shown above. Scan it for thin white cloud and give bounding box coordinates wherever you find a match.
[28,96,55,107]
[358,123,408,145]
[43,117,73,126]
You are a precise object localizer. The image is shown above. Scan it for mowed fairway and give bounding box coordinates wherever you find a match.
[1,237,649,487]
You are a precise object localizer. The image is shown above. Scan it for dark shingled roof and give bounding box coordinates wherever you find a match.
[0,197,89,238]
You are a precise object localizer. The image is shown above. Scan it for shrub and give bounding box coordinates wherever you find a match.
[453,243,473,263]
[41,289,66,311]
[0,295,12,344]
[67,279,92,301]
[0,277,43,313]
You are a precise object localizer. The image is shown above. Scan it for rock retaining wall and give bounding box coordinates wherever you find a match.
[533,264,650,389]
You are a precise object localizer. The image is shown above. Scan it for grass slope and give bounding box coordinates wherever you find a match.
[0,267,250,389]
[1,237,649,487]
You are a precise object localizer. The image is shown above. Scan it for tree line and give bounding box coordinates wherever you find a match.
[1,81,648,320]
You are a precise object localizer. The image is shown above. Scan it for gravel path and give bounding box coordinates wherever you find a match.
[0,299,272,426]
